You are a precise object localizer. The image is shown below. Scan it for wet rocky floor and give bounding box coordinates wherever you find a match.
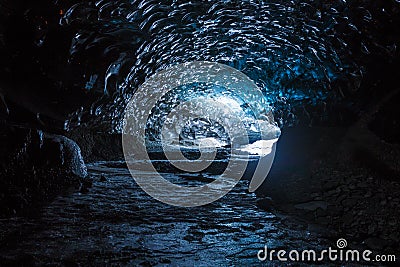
[0,162,388,266]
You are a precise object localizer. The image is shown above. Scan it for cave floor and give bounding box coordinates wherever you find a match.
[0,162,378,266]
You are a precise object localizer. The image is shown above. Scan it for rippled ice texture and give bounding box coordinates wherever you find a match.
[59,0,394,130]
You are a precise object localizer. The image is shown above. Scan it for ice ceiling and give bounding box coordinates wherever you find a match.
[0,0,399,131]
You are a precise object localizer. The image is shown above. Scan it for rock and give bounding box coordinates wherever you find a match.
[328,205,342,216]
[44,133,87,178]
[315,207,328,217]
[363,192,372,197]
[100,174,108,182]
[79,179,93,194]
[315,216,330,225]
[67,127,123,162]
[62,259,80,267]
[341,198,358,207]
[0,125,87,216]
[363,237,389,250]
[294,201,328,211]
[322,180,339,190]
[357,182,368,188]
[307,223,332,235]
[79,184,90,194]
[336,194,347,204]
[256,197,274,212]
[341,213,354,225]
[367,224,376,235]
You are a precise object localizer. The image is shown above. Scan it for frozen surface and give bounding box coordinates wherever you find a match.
[0,162,337,266]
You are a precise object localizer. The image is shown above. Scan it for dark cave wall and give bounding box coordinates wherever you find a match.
[67,127,123,162]
[0,124,87,216]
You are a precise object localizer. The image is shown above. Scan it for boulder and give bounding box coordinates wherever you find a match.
[0,125,87,216]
